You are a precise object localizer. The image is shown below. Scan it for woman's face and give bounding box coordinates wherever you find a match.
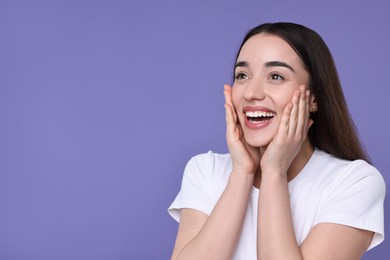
[232,33,310,148]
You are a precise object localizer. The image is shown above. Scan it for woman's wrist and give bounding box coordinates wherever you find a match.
[260,169,287,183]
[229,170,255,185]
[231,167,257,176]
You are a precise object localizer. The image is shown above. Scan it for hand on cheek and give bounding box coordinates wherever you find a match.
[260,85,313,175]
[224,84,260,175]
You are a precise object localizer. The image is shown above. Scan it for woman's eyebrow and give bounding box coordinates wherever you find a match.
[235,60,295,73]
[265,61,295,72]
[234,61,249,69]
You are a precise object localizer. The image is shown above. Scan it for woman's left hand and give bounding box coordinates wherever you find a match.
[260,85,313,176]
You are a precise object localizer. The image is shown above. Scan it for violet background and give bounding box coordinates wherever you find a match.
[1,0,389,259]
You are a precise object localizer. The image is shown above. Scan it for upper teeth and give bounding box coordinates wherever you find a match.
[245,111,275,117]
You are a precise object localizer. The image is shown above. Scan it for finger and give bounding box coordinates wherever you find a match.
[288,89,299,137]
[224,84,238,123]
[277,102,293,139]
[225,103,235,133]
[225,103,234,143]
[237,121,244,140]
[224,84,233,105]
[296,86,309,137]
[303,88,311,133]
[223,85,232,121]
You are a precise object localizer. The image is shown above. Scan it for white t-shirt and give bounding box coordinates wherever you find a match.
[168,149,385,259]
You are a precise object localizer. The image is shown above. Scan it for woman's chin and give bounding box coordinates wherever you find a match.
[244,136,272,148]
[241,123,277,148]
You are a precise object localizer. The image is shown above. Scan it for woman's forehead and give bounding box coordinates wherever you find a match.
[237,34,306,71]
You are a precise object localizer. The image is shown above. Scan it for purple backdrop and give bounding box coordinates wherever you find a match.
[1,0,389,259]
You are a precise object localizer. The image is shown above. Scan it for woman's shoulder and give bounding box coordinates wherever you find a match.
[313,148,385,187]
[314,149,379,173]
[189,150,231,165]
[184,151,232,183]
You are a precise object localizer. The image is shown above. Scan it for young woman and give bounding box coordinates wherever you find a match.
[168,22,385,260]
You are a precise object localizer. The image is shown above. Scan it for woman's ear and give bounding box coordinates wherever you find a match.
[310,95,317,113]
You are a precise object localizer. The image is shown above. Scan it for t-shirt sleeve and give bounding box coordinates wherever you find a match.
[168,153,214,222]
[315,160,386,250]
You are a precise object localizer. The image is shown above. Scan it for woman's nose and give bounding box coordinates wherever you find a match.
[243,78,265,101]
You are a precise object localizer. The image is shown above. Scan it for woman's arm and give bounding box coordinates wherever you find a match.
[171,85,259,259]
[301,223,373,259]
[258,173,373,260]
[257,87,309,259]
[257,172,302,259]
[257,87,373,259]
[171,172,254,260]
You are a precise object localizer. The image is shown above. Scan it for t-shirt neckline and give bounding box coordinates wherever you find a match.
[251,148,319,195]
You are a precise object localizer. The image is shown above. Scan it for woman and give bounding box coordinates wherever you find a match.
[168,22,385,259]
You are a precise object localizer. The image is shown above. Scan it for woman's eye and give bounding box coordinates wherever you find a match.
[269,73,284,80]
[234,73,248,80]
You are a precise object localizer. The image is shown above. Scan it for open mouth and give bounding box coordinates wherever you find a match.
[245,111,276,124]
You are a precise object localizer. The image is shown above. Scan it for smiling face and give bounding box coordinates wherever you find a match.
[232,33,311,148]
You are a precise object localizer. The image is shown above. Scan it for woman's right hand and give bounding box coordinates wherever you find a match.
[224,84,260,175]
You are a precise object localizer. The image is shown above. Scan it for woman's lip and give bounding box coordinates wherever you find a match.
[244,116,273,129]
[243,106,275,113]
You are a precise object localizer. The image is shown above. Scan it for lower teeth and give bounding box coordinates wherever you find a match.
[250,119,269,124]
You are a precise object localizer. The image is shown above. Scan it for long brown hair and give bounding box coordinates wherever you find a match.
[234,22,370,162]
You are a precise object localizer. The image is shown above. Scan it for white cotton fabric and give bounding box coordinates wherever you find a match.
[168,149,385,259]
